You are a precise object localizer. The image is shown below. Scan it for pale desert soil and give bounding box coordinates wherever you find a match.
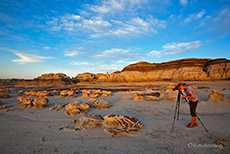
[0,81,230,154]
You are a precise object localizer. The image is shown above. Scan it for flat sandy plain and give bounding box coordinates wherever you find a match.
[0,81,230,154]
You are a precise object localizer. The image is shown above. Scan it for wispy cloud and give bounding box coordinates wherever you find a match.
[147,41,204,57]
[94,48,130,58]
[47,14,166,37]
[89,0,146,14]
[183,9,206,24]
[43,46,51,50]
[69,61,92,65]
[1,48,53,64]
[211,8,230,33]
[147,50,162,57]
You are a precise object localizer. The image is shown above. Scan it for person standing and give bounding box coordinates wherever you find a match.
[178,83,199,128]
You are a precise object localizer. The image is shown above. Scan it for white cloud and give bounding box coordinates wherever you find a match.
[147,41,204,57]
[64,51,80,57]
[2,48,53,64]
[94,48,130,58]
[147,50,162,57]
[47,1,166,38]
[90,0,125,14]
[163,41,203,55]
[47,14,111,33]
[179,0,187,6]
[70,61,92,65]
[91,16,166,37]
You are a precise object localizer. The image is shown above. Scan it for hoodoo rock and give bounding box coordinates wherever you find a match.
[207,89,228,103]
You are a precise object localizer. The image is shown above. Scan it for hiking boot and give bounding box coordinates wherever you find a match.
[186,122,195,128]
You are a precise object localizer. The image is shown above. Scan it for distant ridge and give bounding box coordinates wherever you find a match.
[0,58,229,87]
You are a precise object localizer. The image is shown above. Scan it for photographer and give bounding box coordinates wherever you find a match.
[178,83,199,128]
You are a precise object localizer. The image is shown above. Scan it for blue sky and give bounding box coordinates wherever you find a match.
[0,0,229,79]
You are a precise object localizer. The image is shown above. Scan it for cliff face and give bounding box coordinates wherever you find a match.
[76,58,230,82]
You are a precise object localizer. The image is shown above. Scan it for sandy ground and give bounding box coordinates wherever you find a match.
[0,81,230,154]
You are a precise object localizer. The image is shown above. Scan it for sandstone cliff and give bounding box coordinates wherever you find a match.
[76,58,230,82]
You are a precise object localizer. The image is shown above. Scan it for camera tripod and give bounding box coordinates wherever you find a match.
[172,89,208,132]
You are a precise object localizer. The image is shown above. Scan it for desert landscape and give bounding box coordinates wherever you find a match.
[0,58,230,154]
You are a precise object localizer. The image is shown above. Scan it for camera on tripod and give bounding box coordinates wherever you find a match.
[172,85,180,91]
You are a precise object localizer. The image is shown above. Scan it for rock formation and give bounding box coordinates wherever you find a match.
[88,99,111,109]
[36,91,50,97]
[65,102,90,115]
[24,90,37,96]
[207,89,228,103]
[32,98,49,108]
[103,115,144,136]
[61,114,144,136]
[76,58,230,82]
[17,73,74,86]
[17,97,49,108]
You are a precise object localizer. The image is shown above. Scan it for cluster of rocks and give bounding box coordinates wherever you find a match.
[64,98,111,116]
[61,114,144,136]
[60,90,76,97]
[131,86,179,102]
[17,97,49,108]
[18,90,50,97]
[81,90,112,98]
[65,102,90,115]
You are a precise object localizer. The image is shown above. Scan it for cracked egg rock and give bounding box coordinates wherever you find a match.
[103,115,144,132]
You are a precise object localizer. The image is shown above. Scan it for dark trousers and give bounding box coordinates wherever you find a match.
[189,100,198,117]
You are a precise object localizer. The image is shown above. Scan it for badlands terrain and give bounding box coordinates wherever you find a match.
[0,58,230,154]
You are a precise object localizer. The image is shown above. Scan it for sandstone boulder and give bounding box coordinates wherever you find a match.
[207,89,228,103]
[36,91,50,97]
[102,91,112,96]
[133,94,159,101]
[32,98,49,108]
[60,114,104,132]
[82,90,91,97]
[103,114,144,136]
[19,97,34,107]
[88,99,110,109]
[61,114,144,136]
[60,90,68,97]
[24,90,36,96]
[65,103,81,115]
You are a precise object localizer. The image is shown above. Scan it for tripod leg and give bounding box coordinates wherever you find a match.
[172,101,178,129]
[195,112,209,132]
[177,100,180,120]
